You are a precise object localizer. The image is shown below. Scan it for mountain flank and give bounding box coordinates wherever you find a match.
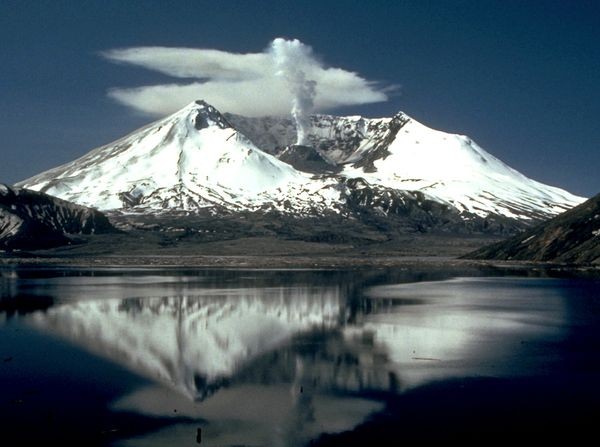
[0,184,115,251]
[465,193,600,264]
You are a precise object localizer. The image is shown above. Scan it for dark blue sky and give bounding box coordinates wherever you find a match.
[1,0,598,196]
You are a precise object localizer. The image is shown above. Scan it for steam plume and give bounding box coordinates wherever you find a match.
[270,38,317,146]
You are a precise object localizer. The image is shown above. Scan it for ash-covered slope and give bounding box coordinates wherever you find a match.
[0,184,114,250]
[278,144,340,174]
[227,112,584,221]
[466,192,600,264]
[19,101,340,214]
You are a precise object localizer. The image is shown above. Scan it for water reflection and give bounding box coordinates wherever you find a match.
[362,277,568,387]
[27,287,345,400]
[1,269,588,445]
[21,282,390,446]
[113,383,383,447]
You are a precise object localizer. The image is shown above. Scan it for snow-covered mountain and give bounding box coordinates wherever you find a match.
[19,100,584,226]
[228,112,585,220]
[19,101,340,214]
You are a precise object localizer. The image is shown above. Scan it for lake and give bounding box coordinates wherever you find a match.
[1,266,599,445]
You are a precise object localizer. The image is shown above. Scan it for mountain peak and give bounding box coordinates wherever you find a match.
[392,111,410,121]
[17,100,326,211]
[176,100,231,130]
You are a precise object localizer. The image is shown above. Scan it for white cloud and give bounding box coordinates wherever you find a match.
[102,39,391,117]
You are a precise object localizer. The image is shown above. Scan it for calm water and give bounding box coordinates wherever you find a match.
[1,266,599,445]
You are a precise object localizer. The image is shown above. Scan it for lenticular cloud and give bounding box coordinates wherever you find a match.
[102,38,390,118]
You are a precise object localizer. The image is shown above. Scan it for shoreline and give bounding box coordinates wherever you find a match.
[1,253,598,274]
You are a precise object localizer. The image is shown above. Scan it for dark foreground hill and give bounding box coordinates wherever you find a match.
[465,193,600,264]
[0,184,115,251]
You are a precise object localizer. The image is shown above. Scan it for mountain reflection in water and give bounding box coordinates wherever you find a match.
[1,268,598,445]
[27,287,347,400]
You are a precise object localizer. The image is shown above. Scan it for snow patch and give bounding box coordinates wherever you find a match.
[521,235,536,244]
